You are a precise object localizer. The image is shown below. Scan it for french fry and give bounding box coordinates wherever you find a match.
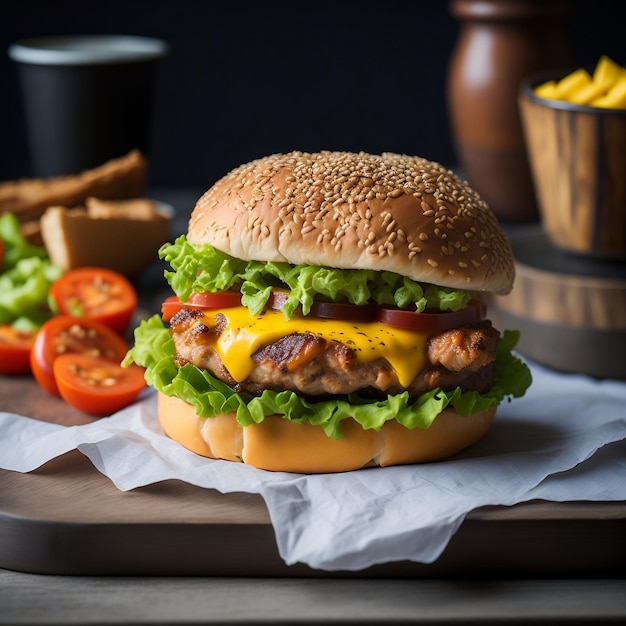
[534,56,626,110]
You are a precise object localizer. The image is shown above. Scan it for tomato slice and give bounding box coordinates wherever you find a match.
[268,290,485,329]
[309,300,378,322]
[267,290,378,322]
[377,300,487,332]
[161,295,182,322]
[161,289,486,334]
[31,315,130,396]
[266,289,289,310]
[0,324,35,375]
[161,291,242,322]
[49,267,137,335]
[53,353,146,416]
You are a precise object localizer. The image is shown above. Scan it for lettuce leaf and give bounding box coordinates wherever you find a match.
[124,315,532,440]
[0,214,63,328]
[0,212,48,271]
[158,236,472,318]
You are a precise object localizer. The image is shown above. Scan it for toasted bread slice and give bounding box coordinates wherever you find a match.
[40,199,171,278]
[0,149,148,223]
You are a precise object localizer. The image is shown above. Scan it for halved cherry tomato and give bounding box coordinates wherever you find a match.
[49,267,137,335]
[0,324,35,375]
[161,291,242,322]
[53,353,146,416]
[31,315,130,396]
[377,300,487,332]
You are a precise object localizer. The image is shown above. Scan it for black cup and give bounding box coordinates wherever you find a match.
[8,35,169,178]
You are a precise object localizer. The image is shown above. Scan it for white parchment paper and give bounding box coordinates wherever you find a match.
[1,358,625,571]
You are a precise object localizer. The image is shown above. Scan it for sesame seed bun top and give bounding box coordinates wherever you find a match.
[187,151,515,295]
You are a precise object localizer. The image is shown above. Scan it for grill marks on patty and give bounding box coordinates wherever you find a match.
[169,308,499,400]
[249,334,399,397]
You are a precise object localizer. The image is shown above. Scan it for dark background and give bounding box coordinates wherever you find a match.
[0,1,623,190]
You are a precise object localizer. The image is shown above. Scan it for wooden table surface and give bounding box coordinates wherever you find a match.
[1,189,624,624]
[0,571,624,625]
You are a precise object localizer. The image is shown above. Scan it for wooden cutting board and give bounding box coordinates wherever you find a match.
[1,373,625,577]
[487,226,626,380]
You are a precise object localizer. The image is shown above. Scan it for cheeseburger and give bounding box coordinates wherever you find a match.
[125,151,531,473]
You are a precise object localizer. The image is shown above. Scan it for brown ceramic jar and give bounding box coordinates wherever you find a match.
[447,0,571,221]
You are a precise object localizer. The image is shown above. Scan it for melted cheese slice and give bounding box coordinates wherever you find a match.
[200,306,429,387]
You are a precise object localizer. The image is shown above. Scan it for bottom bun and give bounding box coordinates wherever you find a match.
[157,392,496,473]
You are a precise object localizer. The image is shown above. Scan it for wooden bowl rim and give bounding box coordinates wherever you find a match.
[508,228,626,285]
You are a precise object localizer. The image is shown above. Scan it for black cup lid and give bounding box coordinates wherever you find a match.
[8,35,169,66]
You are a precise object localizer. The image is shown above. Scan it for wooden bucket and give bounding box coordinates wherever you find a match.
[519,70,626,259]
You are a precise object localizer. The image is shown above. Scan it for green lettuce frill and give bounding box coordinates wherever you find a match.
[159,236,473,318]
[123,315,532,440]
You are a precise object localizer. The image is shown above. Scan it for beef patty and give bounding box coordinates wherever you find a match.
[169,308,500,401]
